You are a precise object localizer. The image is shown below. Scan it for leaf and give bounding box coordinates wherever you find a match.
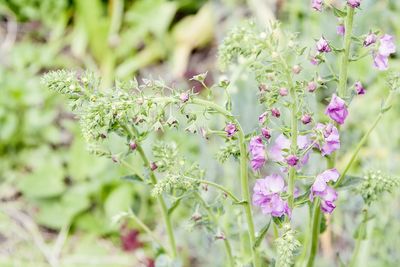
[294,192,310,207]
[331,6,347,17]
[253,219,271,249]
[121,174,144,183]
[168,197,182,215]
[320,215,327,234]
[272,216,285,228]
[336,175,363,190]
[104,185,133,219]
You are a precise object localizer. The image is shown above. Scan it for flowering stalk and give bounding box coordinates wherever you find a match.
[288,76,298,210]
[335,90,395,187]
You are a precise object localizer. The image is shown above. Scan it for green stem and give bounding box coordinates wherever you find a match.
[335,91,395,188]
[349,209,368,267]
[135,144,178,258]
[288,84,298,210]
[306,200,322,267]
[338,7,354,98]
[182,176,241,203]
[195,192,235,267]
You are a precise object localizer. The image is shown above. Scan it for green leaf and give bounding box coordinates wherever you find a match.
[272,216,285,228]
[294,192,310,207]
[320,215,327,234]
[253,219,271,249]
[104,185,133,219]
[331,6,347,17]
[121,174,144,183]
[168,197,182,215]
[337,175,363,190]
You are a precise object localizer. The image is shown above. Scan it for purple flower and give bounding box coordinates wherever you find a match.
[374,34,396,71]
[310,169,340,213]
[286,155,299,166]
[261,128,271,140]
[310,56,319,65]
[363,33,377,47]
[279,87,288,96]
[347,0,361,8]
[316,37,331,53]
[249,136,266,171]
[225,123,237,137]
[269,134,311,168]
[301,114,312,124]
[307,81,317,92]
[271,108,281,118]
[314,123,340,156]
[311,0,323,11]
[373,53,389,70]
[325,94,348,125]
[259,112,268,124]
[379,34,396,56]
[354,81,365,95]
[252,174,290,217]
[337,24,345,36]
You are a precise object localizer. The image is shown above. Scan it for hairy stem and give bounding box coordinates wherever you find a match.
[288,83,298,210]
[338,7,355,98]
[306,199,322,267]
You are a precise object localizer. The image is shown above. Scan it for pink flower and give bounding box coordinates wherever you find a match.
[252,174,290,217]
[310,169,340,214]
[379,34,396,56]
[347,0,361,8]
[269,134,311,168]
[354,81,365,95]
[363,33,377,47]
[316,37,331,53]
[325,94,348,125]
[180,92,189,102]
[225,123,237,137]
[310,56,320,65]
[337,24,345,36]
[314,123,340,156]
[311,0,323,11]
[373,53,389,70]
[259,112,268,124]
[249,136,266,171]
[286,155,299,166]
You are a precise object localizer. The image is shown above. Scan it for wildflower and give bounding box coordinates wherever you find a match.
[314,123,340,156]
[249,136,266,171]
[347,0,361,8]
[301,114,312,124]
[150,162,158,171]
[310,169,340,213]
[286,155,299,166]
[363,33,377,47]
[271,108,281,118]
[269,135,310,167]
[316,37,331,53]
[354,81,365,95]
[180,92,189,102]
[252,174,290,217]
[225,123,237,137]
[337,24,345,36]
[261,128,271,140]
[310,56,319,65]
[325,94,348,124]
[374,34,396,70]
[279,87,288,96]
[311,0,323,11]
[307,81,317,92]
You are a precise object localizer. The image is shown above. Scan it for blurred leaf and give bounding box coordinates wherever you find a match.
[104,184,133,219]
[253,219,271,249]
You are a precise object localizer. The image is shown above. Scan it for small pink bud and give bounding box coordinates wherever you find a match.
[307,81,317,92]
[363,33,377,47]
[261,128,271,140]
[337,24,345,36]
[286,155,299,166]
[180,92,189,103]
[279,87,288,96]
[224,123,237,137]
[292,65,302,74]
[271,108,281,118]
[301,114,312,124]
[347,0,361,8]
[150,162,158,171]
[129,141,137,151]
[354,81,365,95]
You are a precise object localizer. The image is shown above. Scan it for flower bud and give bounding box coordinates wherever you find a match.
[279,87,288,96]
[259,112,268,124]
[129,141,137,151]
[224,123,237,137]
[292,65,302,74]
[311,0,323,11]
[347,0,361,8]
[354,81,366,95]
[363,33,377,47]
[150,162,158,171]
[180,92,189,103]
[337,24,345,36]
[307,81,317,92]
[261,128,271,140]
[286,155,299,166]
[271,108,281,118]
[301,114,312,124]
[316,37,331,53]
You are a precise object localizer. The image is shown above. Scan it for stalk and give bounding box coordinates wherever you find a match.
[306,7,355,266]
[349,209,368,267]
[135,144,178,258]
[288,84,298,209]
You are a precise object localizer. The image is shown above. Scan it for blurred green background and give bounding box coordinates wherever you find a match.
[0,0,399,266]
